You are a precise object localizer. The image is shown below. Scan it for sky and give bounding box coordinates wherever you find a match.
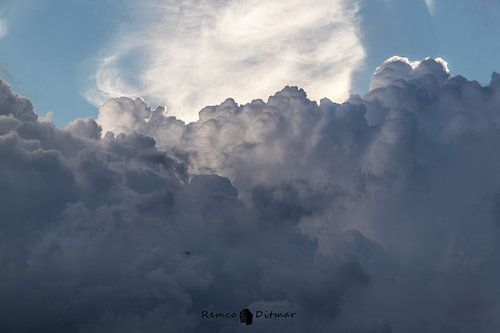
[1,0,500,125]
[3,1,500,332]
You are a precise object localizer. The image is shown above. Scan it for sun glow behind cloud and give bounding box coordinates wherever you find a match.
[85,0,365,122]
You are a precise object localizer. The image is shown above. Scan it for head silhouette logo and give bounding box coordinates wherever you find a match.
[239,308,253,325]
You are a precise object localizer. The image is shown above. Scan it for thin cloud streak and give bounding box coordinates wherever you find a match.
[424,0,435,14]
[0,9,7,38]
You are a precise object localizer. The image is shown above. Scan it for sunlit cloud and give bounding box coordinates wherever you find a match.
[86,0,366,121]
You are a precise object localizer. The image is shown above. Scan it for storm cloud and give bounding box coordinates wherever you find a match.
[2,56,500,332]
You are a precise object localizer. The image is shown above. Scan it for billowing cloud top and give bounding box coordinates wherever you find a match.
[2,57,500,332]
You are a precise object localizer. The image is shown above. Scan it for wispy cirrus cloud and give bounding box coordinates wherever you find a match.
[85,0,365,121]
[0,8,7,38]
[424,0,435,14]
[0,19,6,38]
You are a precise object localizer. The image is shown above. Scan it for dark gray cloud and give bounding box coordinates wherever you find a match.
[2,56,500,332]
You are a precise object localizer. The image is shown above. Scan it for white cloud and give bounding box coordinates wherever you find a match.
[370,56,449,90]
[0,22,6,39]
[424,0,435,15]
[0,10,7,38]
[86,0,365,122]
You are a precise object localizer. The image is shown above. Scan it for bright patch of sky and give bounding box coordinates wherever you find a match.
[1,0,500,125]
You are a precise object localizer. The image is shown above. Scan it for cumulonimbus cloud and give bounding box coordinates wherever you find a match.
[2,56,500,332]
[85,0,365,122]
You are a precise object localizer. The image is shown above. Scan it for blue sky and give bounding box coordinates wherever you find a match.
[0,0,121,124]
[1,0,500,126]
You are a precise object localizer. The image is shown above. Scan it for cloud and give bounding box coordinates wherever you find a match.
[86,0,365,122]
[424,0,435,14]
[0,78,371,332]
[0,8,7,38]
[3,56,500,332]
[0,20,6,38]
